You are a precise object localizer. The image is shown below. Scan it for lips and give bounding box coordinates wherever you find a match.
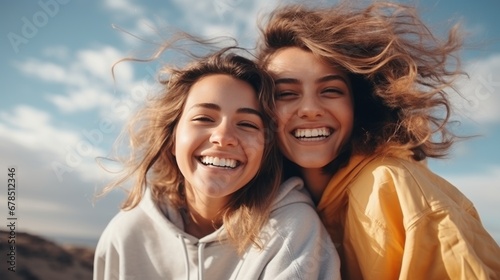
[293,127,332,141]
[199,156,239,169]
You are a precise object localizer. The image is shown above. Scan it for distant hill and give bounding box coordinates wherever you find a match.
[1,230,94,280]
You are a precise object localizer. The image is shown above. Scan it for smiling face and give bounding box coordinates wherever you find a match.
[267,47,354,170]
[173,74,265,206]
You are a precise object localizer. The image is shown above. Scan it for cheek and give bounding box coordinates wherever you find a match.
[276,116,290,148]
[276,104,292,122]
[337,102,355,138]
[243,134,266,160]
[276,136,288,158]
[275,106,292,134]
[173,126,193,154]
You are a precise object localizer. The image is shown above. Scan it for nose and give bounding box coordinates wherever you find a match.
[210,121,238,147]
[297,93,324,119]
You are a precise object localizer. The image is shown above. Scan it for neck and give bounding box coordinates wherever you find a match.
[301,168,331,205]
[182,206,222,238]
[183,186,225,238]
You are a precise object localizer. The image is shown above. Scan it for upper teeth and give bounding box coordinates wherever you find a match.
[200,156,237,168]
[294,128,331,138]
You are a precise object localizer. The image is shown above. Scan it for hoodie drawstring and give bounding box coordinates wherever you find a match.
[178,234,190,280]
[178,234,207,280]
[198,242,206,280]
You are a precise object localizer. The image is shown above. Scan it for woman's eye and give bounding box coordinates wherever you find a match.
[238,121,260,130]
[192,116,213,122]
[321,87,344,96]
[275,91,297,100]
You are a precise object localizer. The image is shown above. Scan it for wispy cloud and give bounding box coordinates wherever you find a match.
[0,133,124,242]
[77,46,134,84]
[441,167,500,243]
[104,0,285,49]
[41,45,71,60]
[167,0,268,45]
[103,0,145,17]
[14,59,74,85]
[46,88,116,113]
[0,106,80,156]
[14,45,135,116]
[451,53,500,124]
[0,103,118,185]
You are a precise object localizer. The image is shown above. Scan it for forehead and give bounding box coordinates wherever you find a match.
[267,47,349,80]
[185,74,260,109]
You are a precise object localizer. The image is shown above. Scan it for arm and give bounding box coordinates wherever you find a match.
[396,161,500,279]
[345,159,500,279]
[400,206,500,279]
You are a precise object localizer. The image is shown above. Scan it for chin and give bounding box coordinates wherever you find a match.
[295,160,331,169]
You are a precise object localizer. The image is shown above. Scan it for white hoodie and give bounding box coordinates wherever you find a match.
[93,177,340,280]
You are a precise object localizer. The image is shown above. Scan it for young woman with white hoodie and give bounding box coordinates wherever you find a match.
[93,46,340,280]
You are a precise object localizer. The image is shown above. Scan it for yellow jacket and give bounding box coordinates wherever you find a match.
[317,154,500,279]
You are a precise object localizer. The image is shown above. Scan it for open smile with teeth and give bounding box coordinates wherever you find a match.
[293,127,332,141]
[200,156,239,169]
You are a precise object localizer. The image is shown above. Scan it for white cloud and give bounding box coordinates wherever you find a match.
[15,45,133,88]
[0,105,114,184]
[1,195,70,214]
[441,167,500,244]
[104,0,144,16]
[14,59,73,85]
[0,140,125,242]
[42,45,70,60]
[77,46,134,85]
[46,88,116,113]
[102,0,286,53]
[451,54,500,124]
[0,104,125,242]
[14,45,137,115]
[162,0,307,49]
[0,106,80,156]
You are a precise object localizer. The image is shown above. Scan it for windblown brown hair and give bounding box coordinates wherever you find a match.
[101,43,281,254]
[257,2,466,173]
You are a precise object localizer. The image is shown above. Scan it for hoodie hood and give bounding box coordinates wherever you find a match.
[94,176,340,280]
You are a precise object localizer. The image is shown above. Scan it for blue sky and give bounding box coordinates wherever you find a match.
[1,0,499,247]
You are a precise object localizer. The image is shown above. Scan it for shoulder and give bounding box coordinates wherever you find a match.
[106,207,147,232]
[356,155,460,197]
[263,179,340,278]
[351,155,432,191]
[344,155,431,222]
[269,177,324,234]
[95,190,171,251]
[95,206,148,252]
[269,177,325,230]
[346,155,478,224]
[272,176,313,209]
[346,155,454,204]
[360,155,418,175]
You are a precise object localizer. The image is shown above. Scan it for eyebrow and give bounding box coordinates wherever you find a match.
[274,74,349,86]
[192,103,263,119]
[317,74,349,85]
[273,77,300,85]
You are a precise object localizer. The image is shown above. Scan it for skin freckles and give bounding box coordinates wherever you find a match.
[173,74,265,213]
[267,47,355,200]
[267,47,354,169]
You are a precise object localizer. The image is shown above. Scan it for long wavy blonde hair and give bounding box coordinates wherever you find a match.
[102,45,281,254]
[258,2,466,173]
